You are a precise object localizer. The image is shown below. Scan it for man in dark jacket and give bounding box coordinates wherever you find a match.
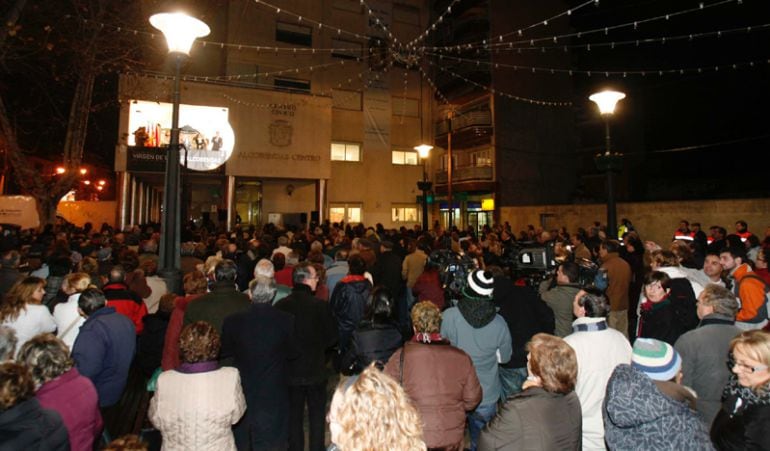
[371,241,404,303]
[183,259,250,334]
[221,275,298,451]
[275,262,337,451]
[0,250,23,296]
[330,254,372,357]
[102,266,148,334]
[72,287,136,408]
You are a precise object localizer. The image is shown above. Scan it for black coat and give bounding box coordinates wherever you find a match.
[329,277,372,353]
[0,398,69,451]
[711,386,770,450]
[275,284,338,385]
[371,251,404,299]
[221,303,298,451]
[494,277,553,368]
[136,311,170,378]
[340,321,403,375]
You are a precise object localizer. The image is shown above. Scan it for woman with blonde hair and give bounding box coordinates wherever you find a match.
[479,333,581,450]
[711,329,770,450]
[384,301,481,450]
[328,365,426,451]
[0,276,56,356]
[53,272,92,350]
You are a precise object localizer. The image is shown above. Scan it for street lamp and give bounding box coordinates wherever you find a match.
[150,11,210,294]
[589,90,625,238]
[415,144,433,231]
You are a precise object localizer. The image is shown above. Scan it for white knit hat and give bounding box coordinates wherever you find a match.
[464,269,495,300]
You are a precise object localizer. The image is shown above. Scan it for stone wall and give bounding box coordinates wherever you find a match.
[500,198,770,246]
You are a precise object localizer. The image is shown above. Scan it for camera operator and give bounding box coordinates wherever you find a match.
[538,261,582,338]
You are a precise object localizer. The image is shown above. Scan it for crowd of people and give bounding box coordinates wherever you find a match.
[0,217,769,450]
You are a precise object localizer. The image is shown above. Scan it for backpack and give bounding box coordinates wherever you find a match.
[734,274,770,321]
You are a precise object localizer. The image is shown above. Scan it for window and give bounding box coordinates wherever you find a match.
[392,150,419,165]
[274,77,311,93]
[332,89,362,111]
[471,149,492,167]
[392,97,420,117]
[276,22,312,46]
[331,142,361,161]
[392,205,419,223]
[330,204,362,224]
[440,154,458,170]
[332,38,363,60]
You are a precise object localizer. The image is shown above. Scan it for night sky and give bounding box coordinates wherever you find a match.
[565,0,770,200]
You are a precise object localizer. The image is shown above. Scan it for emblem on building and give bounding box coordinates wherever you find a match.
[269,120,293,147]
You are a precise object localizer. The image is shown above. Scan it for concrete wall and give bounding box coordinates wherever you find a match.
[500,198,770,246]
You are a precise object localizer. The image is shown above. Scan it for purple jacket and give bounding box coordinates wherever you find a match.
[37,368,103,451]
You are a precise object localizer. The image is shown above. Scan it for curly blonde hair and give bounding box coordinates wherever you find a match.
[329,365,426,451]
[411,301,441,334]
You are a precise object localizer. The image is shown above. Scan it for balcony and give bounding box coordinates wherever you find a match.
[435,165,493,184]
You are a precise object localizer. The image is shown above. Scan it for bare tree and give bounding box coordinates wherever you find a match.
[0,0,147,229]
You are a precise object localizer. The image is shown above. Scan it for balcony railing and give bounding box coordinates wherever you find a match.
[435,109,492,135]
[435,165,493,184]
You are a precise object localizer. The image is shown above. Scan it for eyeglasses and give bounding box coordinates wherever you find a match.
[727,360,769,373]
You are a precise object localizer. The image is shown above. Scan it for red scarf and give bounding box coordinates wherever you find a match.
[341,275,368,283]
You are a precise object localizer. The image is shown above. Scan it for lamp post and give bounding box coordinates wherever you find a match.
[150,12,209,294]
[414,144,433,232]
[589,90,625,238]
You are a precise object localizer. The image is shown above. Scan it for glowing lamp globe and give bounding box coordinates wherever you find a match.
[150,12,210,56]
[414,144,433,159]
[589,90,626,115]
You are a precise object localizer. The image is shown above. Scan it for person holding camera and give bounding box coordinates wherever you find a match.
[538,261,583,338]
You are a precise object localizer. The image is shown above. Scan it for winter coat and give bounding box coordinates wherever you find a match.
[1,303,57,358]
[341,321,403,375]
[329,276,372,353]
[603,364,714,450]
[53,293,85,351]
[275,284,338,385]
[674,315,742,426]
[384,341,482,450]
[600,252,632,312]
[412,269,445,310]
[710,376,770,451]
[0,398,69,451]
[183,280,250,334]
[161,294,200,371]
[137,310,170,378]
[371,250,404,303]
[402,249,428,288]
[564,317,632,450]
[36,368,102,451]
[538,281,581,338]
[494,279,554,369]
[441,299,512,406]
[479,387,582,451]
[71,306,136,407]
[220,303,298,451]
[103,282,148,334]
[148,365,246,451]
[638,297,685,345]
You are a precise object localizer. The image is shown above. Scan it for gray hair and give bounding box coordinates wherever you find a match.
[700,284,739,318]
[577,290,611,318]
[250,275,277,304]
[17,333,73,387]
[0,326,17,361]
[254,258,275,279]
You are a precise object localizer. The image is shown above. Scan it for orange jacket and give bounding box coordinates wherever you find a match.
[734,264,768,322]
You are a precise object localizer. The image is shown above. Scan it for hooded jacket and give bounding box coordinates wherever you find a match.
[603,364,714,450]
[329,275,372,353]
[441,298,512,406]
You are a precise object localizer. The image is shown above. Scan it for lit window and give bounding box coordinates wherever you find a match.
[331,142,361,162]
[472,149,492,166]
[392,150,418,165]
[330,204,362,224]
[392,206,419,223]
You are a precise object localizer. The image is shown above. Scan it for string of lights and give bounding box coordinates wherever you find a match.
[429,22,770,54]
[406,0,460,48]
[422,0,741,52]
[425,51,770,77]
[359,0,399,44]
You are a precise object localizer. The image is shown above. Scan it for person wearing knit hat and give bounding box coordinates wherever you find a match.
[631,338,682,382]
[604,336,712,450]
[440,268,512,451]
